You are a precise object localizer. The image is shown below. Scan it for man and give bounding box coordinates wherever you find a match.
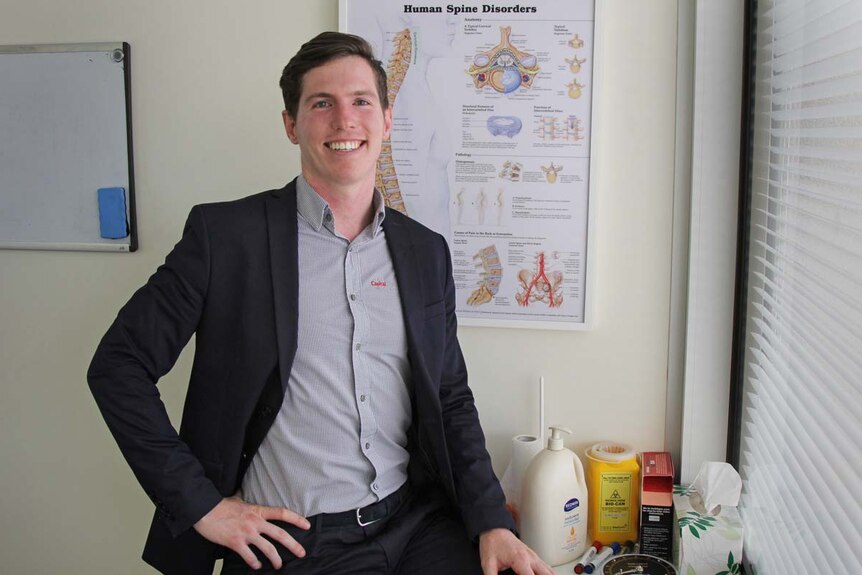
[88,32,552,575]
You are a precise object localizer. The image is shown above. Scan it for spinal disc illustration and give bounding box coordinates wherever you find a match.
[487,115,522,138]
[467,26,539,94]
[375,28,411,214]
[516,251,563,308]
[468,245,502,306]
[535,116,583,141]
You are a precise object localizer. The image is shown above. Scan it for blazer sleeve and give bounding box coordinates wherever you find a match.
[435,236,517,540]
[87,206,223,537]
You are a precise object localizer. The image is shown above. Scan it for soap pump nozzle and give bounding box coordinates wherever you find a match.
[547,425,572,450]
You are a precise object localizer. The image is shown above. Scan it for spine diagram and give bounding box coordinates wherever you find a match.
[467,245,503,306]
[467,26,540,94]
[375,28,412,214]
[516,251,563,308]
[535,115,583,141]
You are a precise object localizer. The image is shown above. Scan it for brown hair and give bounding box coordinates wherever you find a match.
[280,31,388,120]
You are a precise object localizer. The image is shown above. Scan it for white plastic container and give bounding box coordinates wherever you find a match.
[519,425,589,566]
[500,434,543,528]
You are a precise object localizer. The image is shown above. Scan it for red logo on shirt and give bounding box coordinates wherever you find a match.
[371,280,387,288]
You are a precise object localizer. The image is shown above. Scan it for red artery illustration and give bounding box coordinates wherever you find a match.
[516,252,564,308]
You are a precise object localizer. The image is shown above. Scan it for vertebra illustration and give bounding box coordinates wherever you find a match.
[568,34,584,49]
[499,160,522,181]
[467,26,539,94]
[375,29,412,214]
[541,162,563,183]
[467,245,502,306]
[565,56,586,74]
[567,79,585,99]
[516,251,563,308]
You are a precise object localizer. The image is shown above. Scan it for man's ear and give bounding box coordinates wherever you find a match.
[382,107,393,141]
[283,110,299,144]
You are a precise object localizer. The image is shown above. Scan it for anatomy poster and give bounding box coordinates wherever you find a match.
[341,0,596,329]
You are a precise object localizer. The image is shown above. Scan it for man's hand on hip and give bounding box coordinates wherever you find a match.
[193,496,310,570]
[479,528,555,575]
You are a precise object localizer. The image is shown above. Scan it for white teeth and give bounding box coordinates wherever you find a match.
[328,141,361,151]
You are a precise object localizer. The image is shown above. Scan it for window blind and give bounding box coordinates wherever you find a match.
[738,0,862,573]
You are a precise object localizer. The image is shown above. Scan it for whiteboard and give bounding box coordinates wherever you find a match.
[0,43,136,252]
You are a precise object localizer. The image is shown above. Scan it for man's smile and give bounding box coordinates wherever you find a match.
[326,140,364,151]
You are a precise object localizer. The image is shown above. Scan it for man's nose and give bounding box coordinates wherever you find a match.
[331,104,357,129]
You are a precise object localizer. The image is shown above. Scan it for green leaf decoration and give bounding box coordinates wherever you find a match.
[726,551,742,574]
[689,524,700,538]
[674,484,695,496]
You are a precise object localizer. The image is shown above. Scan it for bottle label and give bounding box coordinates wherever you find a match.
[598,471,633,531]
[564,498,580,512]
[562,508,584,552]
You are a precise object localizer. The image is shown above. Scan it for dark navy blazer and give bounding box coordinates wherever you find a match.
[88,179,514,575]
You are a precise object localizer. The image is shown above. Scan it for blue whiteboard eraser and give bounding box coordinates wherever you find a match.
[97,187,128,239]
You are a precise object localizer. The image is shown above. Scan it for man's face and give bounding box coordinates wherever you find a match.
[284,55,392,195]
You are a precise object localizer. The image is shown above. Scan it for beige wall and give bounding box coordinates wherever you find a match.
[0,1,678,572]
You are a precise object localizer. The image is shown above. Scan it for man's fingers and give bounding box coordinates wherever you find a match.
[258,505,310,530]
[260,520,307,559]
[247,533,284,570]
[481,557,499,575]
[234,544,263,571]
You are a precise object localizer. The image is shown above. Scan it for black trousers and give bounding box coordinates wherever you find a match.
[220,486,489,575]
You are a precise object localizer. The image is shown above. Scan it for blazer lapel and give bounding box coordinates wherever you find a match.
[382,211,425,349]
[265,180,299,390]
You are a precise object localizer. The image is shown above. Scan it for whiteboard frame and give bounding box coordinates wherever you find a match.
[0,42,137,252]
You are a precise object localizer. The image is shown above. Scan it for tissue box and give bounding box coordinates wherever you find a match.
[672,485,743,574]
[639,452,674,563]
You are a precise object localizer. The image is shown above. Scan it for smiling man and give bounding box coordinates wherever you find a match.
[88,32,552,575]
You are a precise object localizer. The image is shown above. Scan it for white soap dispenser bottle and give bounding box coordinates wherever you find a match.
[519,425,589,567]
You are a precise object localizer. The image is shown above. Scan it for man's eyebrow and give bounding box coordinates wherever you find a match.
[302,89,378,102]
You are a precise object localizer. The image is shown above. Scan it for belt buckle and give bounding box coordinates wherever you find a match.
[356,507,380,527]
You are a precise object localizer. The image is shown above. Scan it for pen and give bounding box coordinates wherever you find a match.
[584,541,620,574]
[573,540,603,574]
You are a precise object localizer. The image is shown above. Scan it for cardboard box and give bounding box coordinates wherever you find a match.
[673,485,743,574]
[639,452,674,563]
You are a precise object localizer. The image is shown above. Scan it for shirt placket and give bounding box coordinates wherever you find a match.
[345,238,382,497]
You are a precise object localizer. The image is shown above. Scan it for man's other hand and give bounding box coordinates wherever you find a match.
[479,528,555,575]
[193,496,310,570]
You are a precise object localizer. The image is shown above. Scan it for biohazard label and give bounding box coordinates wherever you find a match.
[599,472,633,531]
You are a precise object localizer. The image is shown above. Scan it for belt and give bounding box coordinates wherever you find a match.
[314,482,410,529]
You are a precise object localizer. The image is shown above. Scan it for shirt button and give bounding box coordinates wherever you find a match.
[354,343,361,351]
[350,294,356,301]
[365,442,371,450]
[360,394,366,402]
[372,483,379,491]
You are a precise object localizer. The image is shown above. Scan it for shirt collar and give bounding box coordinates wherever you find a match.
[295,175,387,237]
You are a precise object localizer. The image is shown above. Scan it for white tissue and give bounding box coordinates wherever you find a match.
[690,462,742,515]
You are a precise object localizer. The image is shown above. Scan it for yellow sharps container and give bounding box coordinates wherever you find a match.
[584,442,640,545]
